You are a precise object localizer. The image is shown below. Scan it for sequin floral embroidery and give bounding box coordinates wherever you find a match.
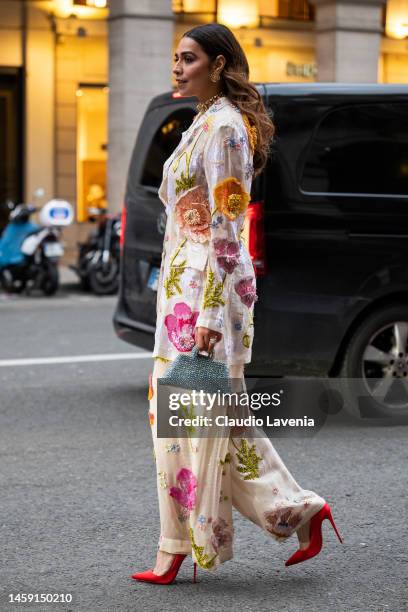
[197,514,207,530]
[189,527,218,569]
[263,506,303,539]
[175,170,196,196]
[211,518,233,551]
[158,471,168,489]
[232,438,262,480]
[234,277,258,308]
[219,489,229,502]
[164,302,199,351]
[202,266,226,309]
[213,177,251,221]
[148,372,154,400]
[214,238,241,274]
[175,185,211,244]
[163,238,187,299]
[169,467,198,511]
[165,442,181,453]
[224,134,245,150]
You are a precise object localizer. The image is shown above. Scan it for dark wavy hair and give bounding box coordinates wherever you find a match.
[182,23,275,177]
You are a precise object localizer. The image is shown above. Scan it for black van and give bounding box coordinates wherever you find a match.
[113,83,408,419]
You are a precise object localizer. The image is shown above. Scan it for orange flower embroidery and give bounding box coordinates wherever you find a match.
[175,185,211,243]
[213,177,250,221]
[149,412,155,426]
[148,372,154,400]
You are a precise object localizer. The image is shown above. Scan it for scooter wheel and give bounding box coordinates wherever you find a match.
[88,257,119,295]
[41,262,59,296]
[0,269,15,293]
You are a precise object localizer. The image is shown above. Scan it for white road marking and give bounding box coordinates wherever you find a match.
[0,352,153,367]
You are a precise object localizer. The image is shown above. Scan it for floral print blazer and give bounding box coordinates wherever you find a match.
[152,95,258,365]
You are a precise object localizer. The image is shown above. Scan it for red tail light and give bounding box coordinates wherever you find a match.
[120,203,127,252]
[243,200,266,276]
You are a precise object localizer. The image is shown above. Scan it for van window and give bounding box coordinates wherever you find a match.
[301,103,408,196]
[141,108,195,189]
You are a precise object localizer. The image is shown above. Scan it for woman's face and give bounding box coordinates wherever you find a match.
[173,36,224,100]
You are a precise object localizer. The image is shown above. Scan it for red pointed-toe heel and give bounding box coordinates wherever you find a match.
[285,502,343,567]
[131,554,197,585]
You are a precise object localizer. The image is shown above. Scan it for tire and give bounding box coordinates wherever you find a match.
[41,262,59,296]
[77,248,93,291]
[338,304,408,420]
[88,256,119,295]
[0,269,14,293]
[0,268,25,294]
[79,276,91,292]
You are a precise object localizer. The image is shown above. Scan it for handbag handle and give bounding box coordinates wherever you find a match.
[192,344,215,360]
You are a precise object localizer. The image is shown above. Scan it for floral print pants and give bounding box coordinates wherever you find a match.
[148,357,326,571]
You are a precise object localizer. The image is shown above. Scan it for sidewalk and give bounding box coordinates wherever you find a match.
[59,264,79,286]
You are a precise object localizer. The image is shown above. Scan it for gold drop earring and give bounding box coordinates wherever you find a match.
[210,71,220,83]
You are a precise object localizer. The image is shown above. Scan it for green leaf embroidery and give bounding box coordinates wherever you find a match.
[180,401,196,435]
[233,438,262,480]
[189,527,218,570]
[175,170,196,196]
[220,451,231,475]
[220,452,231,466]
[202,267,225,309]
[163,259,186,298]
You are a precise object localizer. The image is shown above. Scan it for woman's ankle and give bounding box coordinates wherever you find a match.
[153,550,176,575]
[296,521,310,549]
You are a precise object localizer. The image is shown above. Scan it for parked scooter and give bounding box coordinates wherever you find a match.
[70,206,121,295]
[0,193,73,296]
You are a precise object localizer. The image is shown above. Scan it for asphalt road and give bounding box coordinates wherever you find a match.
[0,280,407,611]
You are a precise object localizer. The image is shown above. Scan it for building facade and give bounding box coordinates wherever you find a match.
[0,0,407,262]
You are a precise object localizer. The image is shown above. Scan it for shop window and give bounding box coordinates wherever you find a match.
[76,84,108,222]
[301,103,408,196]
[73,0,108,7]
[141,108,196,189]
[172,0,216,14]
[172,0,217,23]
[0,69,23,232]
[258,0,314,21]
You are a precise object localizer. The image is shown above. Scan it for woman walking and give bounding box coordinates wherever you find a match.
[132,23,343,585]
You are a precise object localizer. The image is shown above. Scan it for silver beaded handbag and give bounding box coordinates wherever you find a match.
[160,345,232,394]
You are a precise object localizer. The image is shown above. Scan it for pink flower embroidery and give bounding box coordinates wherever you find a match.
[210,517,233,551]
[164,302,199,352]
[234,276,258,307]
[169,467,198,511]
[214,238,240,273]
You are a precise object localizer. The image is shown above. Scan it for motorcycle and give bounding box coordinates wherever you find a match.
[0,195,73,296]
[70,206,121,295]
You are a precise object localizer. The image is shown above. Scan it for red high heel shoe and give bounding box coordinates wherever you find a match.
[285,502,343,567]
[131,554,197,585]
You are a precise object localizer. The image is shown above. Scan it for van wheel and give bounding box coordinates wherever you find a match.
[338,304,408,419]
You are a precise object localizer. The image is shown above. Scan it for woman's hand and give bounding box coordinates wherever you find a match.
[195,326,222,355]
